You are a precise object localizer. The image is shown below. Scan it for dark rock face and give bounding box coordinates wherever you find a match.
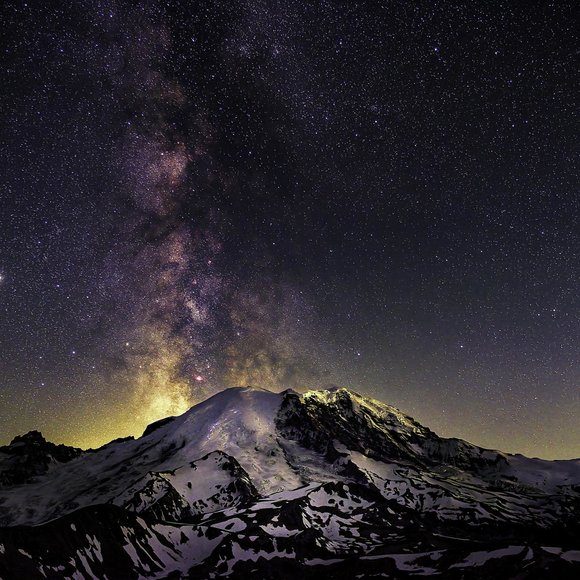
[0,505,179,580]
[142,416,177,438]
[0,387,578,578]
[0,431,83,486]
[276,389,508,472]
[277,389,430,463]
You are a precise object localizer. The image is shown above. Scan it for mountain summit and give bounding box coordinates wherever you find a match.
[0,386,579,578]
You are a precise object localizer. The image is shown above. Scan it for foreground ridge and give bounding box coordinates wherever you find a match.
[0,386,579,579]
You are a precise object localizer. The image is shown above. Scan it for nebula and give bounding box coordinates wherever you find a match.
[94,7,226,427]
[90,2,324,435]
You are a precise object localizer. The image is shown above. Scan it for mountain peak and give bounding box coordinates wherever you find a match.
[0,431,83,486]
[0,384,579,577]
[10,430,46,445]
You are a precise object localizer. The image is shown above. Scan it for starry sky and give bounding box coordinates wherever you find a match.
[0,0,578,458]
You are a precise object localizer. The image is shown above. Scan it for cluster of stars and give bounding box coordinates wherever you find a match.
[0,0,577,457]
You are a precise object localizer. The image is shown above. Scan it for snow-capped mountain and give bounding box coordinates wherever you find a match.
[0,386,578,578]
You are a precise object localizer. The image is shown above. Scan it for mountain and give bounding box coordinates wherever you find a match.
[0,386,578,579]
[0,430,83,486]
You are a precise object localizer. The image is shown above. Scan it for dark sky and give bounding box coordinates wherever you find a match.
[0,0,578,458]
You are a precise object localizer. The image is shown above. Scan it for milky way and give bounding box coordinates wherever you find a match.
[98,8,223,422]
[0,0,578,457]
[91,3,324,430]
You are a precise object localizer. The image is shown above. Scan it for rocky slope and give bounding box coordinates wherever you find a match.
[0,386,578,578]
[0,430,83,486]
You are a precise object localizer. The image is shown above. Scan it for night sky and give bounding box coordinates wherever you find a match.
[0,1,578,458]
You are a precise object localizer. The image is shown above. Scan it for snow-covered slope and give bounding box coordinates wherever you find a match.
[0,386,578,579]
[0,387,299,526]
